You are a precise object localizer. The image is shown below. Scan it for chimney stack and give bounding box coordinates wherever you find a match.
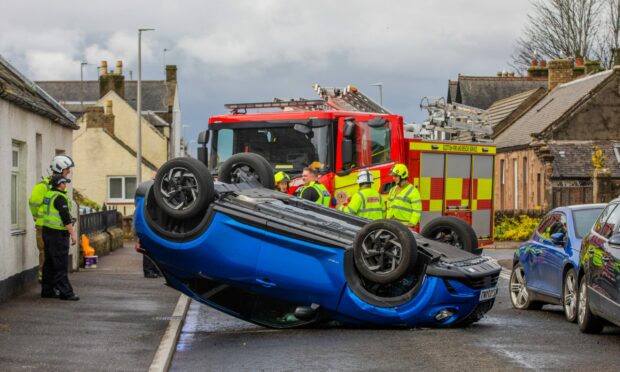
[165,65,177,112]
[100,61,108,77]
[547,59,573,90]
[99,59,125,99]
[115,61,123,76]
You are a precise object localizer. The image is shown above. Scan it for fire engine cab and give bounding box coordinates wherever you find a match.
[196,87,495,245]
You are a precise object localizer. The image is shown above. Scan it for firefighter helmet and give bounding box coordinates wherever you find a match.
[274,171,290,184]
[50,155,74,173]
[357,170,373,184]
[390,163,409,179]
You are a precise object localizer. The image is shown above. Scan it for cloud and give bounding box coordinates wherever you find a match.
[25,51,81,80]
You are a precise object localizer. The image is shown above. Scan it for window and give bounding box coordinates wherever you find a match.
[368,125,391,165]
[513,158,518,209]
[522,157,528,209]
[573,207,605,238]
[593,203,618,236]
[536,173,541,207]
[537,212,567,242]
[500,159,505,209]
[107,176,137,201]
[599,203,620,239]
[11,142,24,229]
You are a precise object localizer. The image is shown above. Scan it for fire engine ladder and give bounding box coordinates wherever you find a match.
[312,84,390,114]
[225,98,329,114]
[419,97,492,137]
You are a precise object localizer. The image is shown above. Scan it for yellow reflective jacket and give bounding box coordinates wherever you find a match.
[299,181,331,207]
[338,188,385,220]
[28,177,51,226]
[386,183,422,226]
[40,190,72,231]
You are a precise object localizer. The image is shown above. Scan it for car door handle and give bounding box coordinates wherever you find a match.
[256,278,276,288]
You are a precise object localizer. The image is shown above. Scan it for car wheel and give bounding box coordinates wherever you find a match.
[353,220,417,284]
[153,157,214,219]
[218,153,275,189]
[509,262,543,310]
[577,275,605,333]
[563,268,578,323]
[421,216,480,255]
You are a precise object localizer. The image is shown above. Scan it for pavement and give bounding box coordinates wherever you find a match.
[0,241,181,372]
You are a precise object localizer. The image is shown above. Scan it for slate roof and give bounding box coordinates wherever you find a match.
[0,55,77,128]
[36,80,169,114]
[447,80,458,104]
[448,75,548,110]
[494,70,614,150]
[488,88,546,138]
[550,141,620,178]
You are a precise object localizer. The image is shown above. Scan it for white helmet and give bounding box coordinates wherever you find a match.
[357,170,373,184]
[50,155,74,173]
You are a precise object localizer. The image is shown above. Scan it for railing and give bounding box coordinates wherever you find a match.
[79,210,121,235]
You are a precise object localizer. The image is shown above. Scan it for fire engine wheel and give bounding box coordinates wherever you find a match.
[421,216,481,255]
[153,157,214,219]
[353,220,417,284]
[219,153,275,189]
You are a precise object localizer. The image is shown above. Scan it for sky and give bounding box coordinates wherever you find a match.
[1,0,533,155]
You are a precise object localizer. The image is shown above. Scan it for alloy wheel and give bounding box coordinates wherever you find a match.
[578,279,587,325]
[360,229,403,276]
[159,166,200,211]
[510,266,529,308]
[564,270,577,321]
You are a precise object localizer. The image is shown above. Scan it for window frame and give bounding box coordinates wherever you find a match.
[107,176,137,202]
[11,143,20,229]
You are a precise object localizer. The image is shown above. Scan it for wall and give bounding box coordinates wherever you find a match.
[494,148,546,211]
[72,126,156,216]
[0,99,74,301]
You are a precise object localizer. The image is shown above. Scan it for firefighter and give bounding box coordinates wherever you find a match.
[338,170,385,220]
[274,171,290,193]
[387,163,422,227]
[297,167,331,206]
[28,155,74,283]
[40,174,79,301]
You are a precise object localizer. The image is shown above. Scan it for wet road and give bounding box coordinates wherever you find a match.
[170,257,619,371]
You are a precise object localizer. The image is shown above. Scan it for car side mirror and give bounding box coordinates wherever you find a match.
[197,130,210,165]
[341,120,356,168]
[550,232,565,245]
[608,234,620,246]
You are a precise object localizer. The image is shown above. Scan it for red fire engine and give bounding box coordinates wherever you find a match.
[197,88,495,245]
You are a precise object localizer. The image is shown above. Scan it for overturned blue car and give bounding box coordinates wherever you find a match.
[134,154,500,328]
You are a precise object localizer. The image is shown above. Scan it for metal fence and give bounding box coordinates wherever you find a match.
[552,185,593,208]
[79,210,121,235]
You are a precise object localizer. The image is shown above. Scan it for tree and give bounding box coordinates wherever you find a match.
[594,0,620,67]
[511,0,602,72]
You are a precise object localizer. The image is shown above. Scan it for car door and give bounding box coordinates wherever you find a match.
[524,213,556,291]
[596,217,620,320]
[585,203,620,314]
[537,212,569,297]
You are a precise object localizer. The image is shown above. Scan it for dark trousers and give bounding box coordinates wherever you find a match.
[41,228,74,297]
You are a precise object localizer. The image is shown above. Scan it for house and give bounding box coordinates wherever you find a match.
[0,55,78,302]
[493,57,620,211]
[38,61,181,215]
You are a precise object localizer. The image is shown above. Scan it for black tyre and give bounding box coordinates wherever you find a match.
[353,220,417,284]
[421,216,480,255]
[563,268,578,323]
[153,157,214,219]
[577,275,605,333]
[509,262,543,310]
[218,153,275,189]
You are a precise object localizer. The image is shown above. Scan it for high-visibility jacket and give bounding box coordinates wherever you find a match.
[386,183,422,226]
[28,177,51,226]
[39,190,71,231]
[299,181,331,207]
[338,188,385,220]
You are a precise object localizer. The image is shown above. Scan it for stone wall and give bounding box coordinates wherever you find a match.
[494,148,547,211]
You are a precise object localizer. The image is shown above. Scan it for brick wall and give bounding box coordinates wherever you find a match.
[494,148,546,211]
[548,59,574,90]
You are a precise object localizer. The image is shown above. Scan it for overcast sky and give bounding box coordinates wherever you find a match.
[1,0,533,154]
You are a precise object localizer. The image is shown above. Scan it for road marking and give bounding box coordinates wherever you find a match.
[500,268,511,280]
[149,294,191,372]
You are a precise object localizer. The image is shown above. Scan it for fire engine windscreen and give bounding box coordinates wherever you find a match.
[211,122,331,174]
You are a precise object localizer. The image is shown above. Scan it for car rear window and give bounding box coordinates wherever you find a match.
[573,208,605,238]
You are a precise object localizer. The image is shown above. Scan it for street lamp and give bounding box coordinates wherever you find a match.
[80,61,89,111]
[371,82,383,107]
[137,28,155,186]
[163,48,171,67]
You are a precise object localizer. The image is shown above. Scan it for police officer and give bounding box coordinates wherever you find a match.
[338,170,385,220]
[28,155,74,283]
[297,167,331,206]
[386,163,422,227]
[274,171,290,193]
[40,174,79,301]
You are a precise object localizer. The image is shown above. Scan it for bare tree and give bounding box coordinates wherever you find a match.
[510,0,602,72]
[593,0,620,67]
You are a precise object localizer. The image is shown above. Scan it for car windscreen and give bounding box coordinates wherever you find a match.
[572,208,605,238]
[211,121,332,174]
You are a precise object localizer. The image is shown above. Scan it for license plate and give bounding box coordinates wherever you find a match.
[479,286,498,301]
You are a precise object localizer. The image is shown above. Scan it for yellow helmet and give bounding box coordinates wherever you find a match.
[274,171,290,184]
[390,163,409,179]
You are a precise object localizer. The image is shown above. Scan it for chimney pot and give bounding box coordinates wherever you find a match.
[531,58,538,67]
[115,61,123,76]
[497,71,503,77]
[100,61,108,77]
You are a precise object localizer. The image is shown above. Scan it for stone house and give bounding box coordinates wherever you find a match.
[493,59,620,211]
[0,55,78,302]
[38,61,181,215]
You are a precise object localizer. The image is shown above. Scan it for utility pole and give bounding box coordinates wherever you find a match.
[80,62,88,112]
[137,28,155,185]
